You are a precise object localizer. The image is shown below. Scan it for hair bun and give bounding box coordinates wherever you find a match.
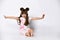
[26,7,29,11]
[20,7,24,11]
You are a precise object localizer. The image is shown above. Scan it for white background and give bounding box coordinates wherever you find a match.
[0,0,60,40]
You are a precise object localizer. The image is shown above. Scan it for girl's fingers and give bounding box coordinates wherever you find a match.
[4,15,7,18]
[43,14,45,17]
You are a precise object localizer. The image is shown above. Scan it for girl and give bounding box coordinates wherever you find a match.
[4,7,45,37]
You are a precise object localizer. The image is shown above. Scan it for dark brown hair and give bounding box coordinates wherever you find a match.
[17,7,29,26]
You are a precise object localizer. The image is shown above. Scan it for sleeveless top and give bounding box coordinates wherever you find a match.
[19,17,31,29]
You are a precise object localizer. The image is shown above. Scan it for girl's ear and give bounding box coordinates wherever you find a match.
[20,7,24,11]
[26,7,29,11]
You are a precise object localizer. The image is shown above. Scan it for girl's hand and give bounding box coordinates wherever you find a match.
[4,15,7,19]
[42,14,45,18]
[41,11,45,19]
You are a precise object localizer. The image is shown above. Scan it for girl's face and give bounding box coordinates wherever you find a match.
[22,14,26,18]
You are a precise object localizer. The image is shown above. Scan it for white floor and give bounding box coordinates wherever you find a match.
[0,19,60,40]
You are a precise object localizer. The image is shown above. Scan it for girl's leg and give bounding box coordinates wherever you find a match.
[28,29,33,36]
[25,32,31,37]
[25,28,33,37]
[25,29,33,37]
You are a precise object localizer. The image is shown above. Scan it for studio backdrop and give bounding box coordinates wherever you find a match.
[0,0,60,40]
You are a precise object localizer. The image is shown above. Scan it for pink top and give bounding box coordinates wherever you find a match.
[20,17,31,29]
[20,17,25,29]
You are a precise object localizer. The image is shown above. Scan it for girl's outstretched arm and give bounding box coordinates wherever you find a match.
[31,14,45,20]
[4,16,19,20]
